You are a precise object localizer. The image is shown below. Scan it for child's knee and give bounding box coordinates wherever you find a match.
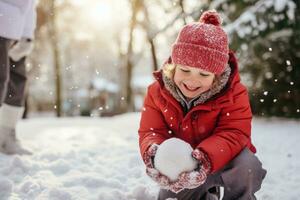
[221,148,267,194]
[235,148,266,181]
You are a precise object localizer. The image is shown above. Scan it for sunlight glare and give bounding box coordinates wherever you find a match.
[86,1,113,28]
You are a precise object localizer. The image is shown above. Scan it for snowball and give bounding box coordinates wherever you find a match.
[154,138,198,181]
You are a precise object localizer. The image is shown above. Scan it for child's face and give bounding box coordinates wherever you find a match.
[174,65,215,99]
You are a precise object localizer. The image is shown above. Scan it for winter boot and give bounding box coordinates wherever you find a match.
[0,126,31,155]
[0,104,31,155]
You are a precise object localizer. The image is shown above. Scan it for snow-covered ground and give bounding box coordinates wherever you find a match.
[0,113,299,200]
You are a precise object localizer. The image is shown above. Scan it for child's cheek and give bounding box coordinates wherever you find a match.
[201,79,214,91]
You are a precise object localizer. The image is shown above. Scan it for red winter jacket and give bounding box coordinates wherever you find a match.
[138,52,256,173]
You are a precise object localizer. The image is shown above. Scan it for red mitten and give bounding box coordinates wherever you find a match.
[146,167,172,188]
[168,170,207,193]
[192,148,211,174]
[144,144,172,188]
[144,144,159,168]
[168,149,212,193]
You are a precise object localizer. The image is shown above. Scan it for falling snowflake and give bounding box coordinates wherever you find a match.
[260,99,264,103]
[263,91,268,96]
[265,72,273,79]
[268,47,272,51]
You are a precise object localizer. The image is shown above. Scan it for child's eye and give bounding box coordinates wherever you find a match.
[180,68,190,73]
[200,73,210,77]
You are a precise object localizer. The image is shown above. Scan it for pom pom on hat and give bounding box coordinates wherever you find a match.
[199,10,222,26]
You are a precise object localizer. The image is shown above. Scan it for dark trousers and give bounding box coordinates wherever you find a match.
[0,37,27,107]
[158,148,267,200]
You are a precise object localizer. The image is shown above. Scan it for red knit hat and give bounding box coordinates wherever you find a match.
[171,10,229,75]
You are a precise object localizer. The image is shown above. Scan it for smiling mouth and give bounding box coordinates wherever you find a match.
[183,83,200,92]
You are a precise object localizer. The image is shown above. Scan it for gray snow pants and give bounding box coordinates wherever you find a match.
[0,37,27,107]
[158,148,267,200]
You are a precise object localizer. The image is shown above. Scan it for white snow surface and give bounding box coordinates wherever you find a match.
[154,138,197,181]
[0,113,299,200]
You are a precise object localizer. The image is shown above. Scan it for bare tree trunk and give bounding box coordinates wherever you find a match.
[125,0,140,111]
[125,60,133,111]
[179,0,187,25]
[148,38,158,71]
[141,1,159,72]
[49,0,62,117]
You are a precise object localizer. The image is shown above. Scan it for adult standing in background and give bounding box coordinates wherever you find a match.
[0,0,37,154]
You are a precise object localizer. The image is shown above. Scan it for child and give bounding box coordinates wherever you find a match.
[138,10,266,200]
